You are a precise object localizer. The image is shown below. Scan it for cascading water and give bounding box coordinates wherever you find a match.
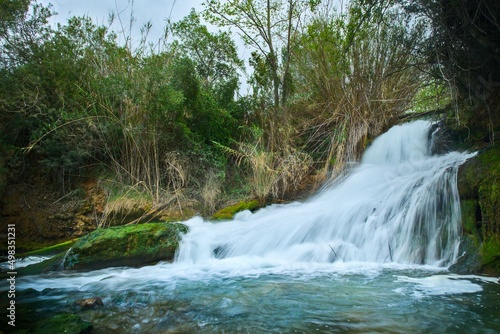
[176,120,473,267]
[12,120,500,334]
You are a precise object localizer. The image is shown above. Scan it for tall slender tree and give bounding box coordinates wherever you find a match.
[203,0,320,108]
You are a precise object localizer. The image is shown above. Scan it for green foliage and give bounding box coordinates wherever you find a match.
[400,0,500,135]
[3,0,495,213]
[411,81,450,114]
[0,0,246,205]
[172,8,243,96]
[203,0,318,107]
[0,0,30,36]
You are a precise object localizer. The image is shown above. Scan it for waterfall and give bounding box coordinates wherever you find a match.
[176,121,475,267]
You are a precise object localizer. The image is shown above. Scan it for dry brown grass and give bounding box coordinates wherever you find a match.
[218,127,312,202]
[201,170,224,215]
[293,8,424,182]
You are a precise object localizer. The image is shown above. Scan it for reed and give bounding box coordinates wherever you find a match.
[293,8,425,182]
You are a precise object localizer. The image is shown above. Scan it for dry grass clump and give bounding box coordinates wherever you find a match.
[217,128,312,203]
[293,8,424,182]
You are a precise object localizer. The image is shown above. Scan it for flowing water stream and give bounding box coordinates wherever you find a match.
[10,121,500,333]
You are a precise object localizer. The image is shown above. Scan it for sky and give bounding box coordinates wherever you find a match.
[38,0,252,92]
[39,0,208,45]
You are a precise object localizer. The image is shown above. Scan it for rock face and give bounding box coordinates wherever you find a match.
[453,144,500,275]
[61,222,188,271]
[0,178,104,252]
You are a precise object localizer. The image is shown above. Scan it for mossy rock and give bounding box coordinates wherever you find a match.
[16,252,66,276]
[481,235,500,276]
[11,240,78,276]
[211,199,260,220]
[62,222,188,271]
[18,239,77,258]
[18,222,188,273]
[460,200,481,235]
[34,313,93,334]
[457,144,500,275]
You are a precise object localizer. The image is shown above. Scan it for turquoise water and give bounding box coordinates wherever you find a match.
[16,264,500,333]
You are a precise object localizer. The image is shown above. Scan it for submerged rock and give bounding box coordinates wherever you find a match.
[61,222,188,271]
[75,297,104,309]
[34,313,93,334]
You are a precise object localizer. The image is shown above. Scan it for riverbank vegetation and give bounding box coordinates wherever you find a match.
[1,0,498,252]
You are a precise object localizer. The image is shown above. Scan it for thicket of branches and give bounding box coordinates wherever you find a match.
[400,0,500,138]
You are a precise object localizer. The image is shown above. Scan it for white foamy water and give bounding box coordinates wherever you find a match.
[0,256,52,269]
[176,120,475,267]
[395,274,499,298]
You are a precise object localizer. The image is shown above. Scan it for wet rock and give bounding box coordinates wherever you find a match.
[17,252,66,276]
[75,297,104,309]
[19,222,188,273]
[449,236,483,274]
[429,121,451,155]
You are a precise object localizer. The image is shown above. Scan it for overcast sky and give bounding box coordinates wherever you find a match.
[38,0,251,92]
[39,0,205,44]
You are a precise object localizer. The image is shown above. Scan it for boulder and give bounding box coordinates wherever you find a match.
[19,222,188,274]
[61,222,188,271]
[75,297,104,309]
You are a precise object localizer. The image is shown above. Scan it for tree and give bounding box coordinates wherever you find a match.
[171,8,243,102]
[0,0,30,38]
[0,1,52,69]
[399,0,500,137]
[203,0,319,108]
[401,0,499,94]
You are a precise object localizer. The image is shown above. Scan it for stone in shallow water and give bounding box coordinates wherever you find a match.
[75,297,104,309]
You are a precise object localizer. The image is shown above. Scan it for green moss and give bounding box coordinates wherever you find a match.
[63,222,188,271]
[477,145,500,234]
[17,222,189,273]
[457,144,500,275]
[18,239,77,258]
[481,236,500,266]
[34,313,93,334]
[211,199,260,220]
[461,200,479,234]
